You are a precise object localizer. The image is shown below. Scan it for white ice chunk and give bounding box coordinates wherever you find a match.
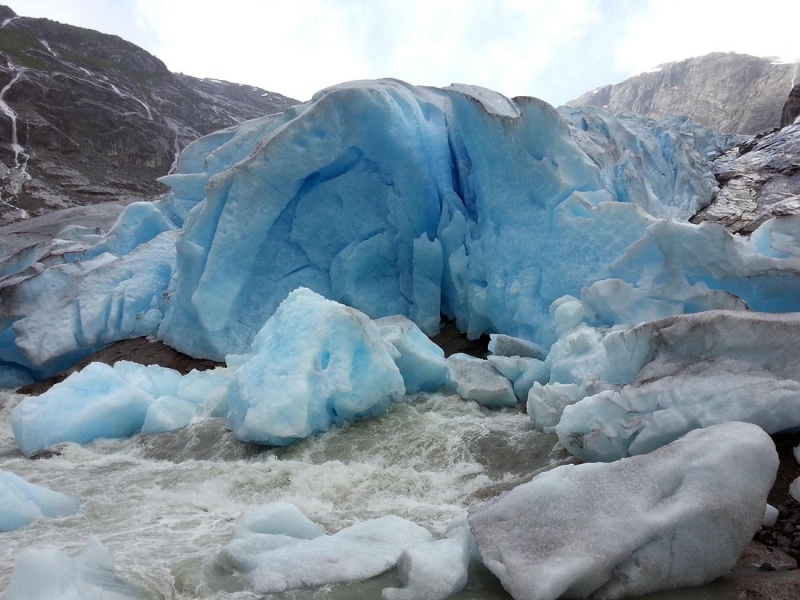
[220,512,433,594]
[791,478,800,503]
[446,354,517,408]
[527,382,582,431]
[468,422,778,600]
[3,536,140,599]
[0,469,79,531]
[381,532,472,600]
[763,504,779,528]
[557,311,800,461]
[512,359,550,401]
[375,315,447,393]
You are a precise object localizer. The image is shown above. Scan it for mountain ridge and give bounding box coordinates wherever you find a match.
[0,5,299,223]
[568,52,797,135]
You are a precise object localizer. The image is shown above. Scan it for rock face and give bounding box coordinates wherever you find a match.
[0,5,298,223]
[782,84,800,128]
[568,53,797,135]
[468,422,779,600]
[693,118,800,233]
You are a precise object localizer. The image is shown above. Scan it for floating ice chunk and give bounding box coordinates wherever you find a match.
[226,288,406,445]
[381,531,473,600]
[3,536,140,599]
[217,502,326,574]
[375,315,447,394]
[792,478,800,503]
[763,504,779,528]
[446,354,517,409]
[235,502,325,540]
[468,422,778,600]
[10,360,225,453]
[219,512,433,594]
[140,396,196,435]
[557,311,800,462]
[11,362,155,455]
[488,334,546,360]
[795,444,800,465]
[0,469,79,531]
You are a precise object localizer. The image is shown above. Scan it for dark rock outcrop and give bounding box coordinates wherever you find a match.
[692,119,800,233]
[568,53,797,135]
[782,84,800,128]
[0,6,298,223]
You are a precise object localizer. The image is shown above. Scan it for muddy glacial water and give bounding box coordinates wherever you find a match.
[0,390,787,599]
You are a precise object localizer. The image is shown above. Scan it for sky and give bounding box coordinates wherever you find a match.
[6,0,800,105]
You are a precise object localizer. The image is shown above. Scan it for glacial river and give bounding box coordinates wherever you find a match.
[0,390,784,600]
[0,390,561,599]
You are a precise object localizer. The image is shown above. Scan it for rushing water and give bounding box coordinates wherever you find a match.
[0,390,569,599]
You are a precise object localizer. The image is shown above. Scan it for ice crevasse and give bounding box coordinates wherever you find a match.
[2,79,800,383]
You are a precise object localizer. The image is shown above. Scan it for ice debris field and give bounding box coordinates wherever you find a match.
[1,79,800,600]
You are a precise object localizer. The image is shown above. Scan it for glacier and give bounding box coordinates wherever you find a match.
[7,79,791,385]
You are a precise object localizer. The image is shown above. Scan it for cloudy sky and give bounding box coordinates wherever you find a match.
[7,0,800,104]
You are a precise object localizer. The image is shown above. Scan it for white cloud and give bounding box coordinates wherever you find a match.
[7,0,797,104]
[613,0,800,76]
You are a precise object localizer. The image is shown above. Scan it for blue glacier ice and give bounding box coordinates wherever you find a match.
[0,231,178,381]
[11,361,186,455]
[226,287,405,445]
[0,468,79,531]
[4,79,800,387]
[11,289,419,453]
[3,536,141,599]
[375,315,447,394]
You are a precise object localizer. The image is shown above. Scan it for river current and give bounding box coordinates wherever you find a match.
[2,388,786,600]
[0,390,564,599]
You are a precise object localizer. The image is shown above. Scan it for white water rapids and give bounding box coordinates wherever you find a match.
[0,390,565,599]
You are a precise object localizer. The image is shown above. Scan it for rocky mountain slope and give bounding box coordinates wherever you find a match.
[568,52,797,135]
[0,5,298,223]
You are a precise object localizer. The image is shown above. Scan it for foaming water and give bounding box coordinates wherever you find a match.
[0,391,564,599]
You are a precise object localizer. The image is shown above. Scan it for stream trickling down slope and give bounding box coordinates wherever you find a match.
[0,390,564,599]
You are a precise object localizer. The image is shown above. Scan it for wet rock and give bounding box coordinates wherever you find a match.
[568,52,797,135]
[738,540,798,572]
[0,7,298,223]
[691,121,800,233]
[16,336,221,396]
[781,84,800,128]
